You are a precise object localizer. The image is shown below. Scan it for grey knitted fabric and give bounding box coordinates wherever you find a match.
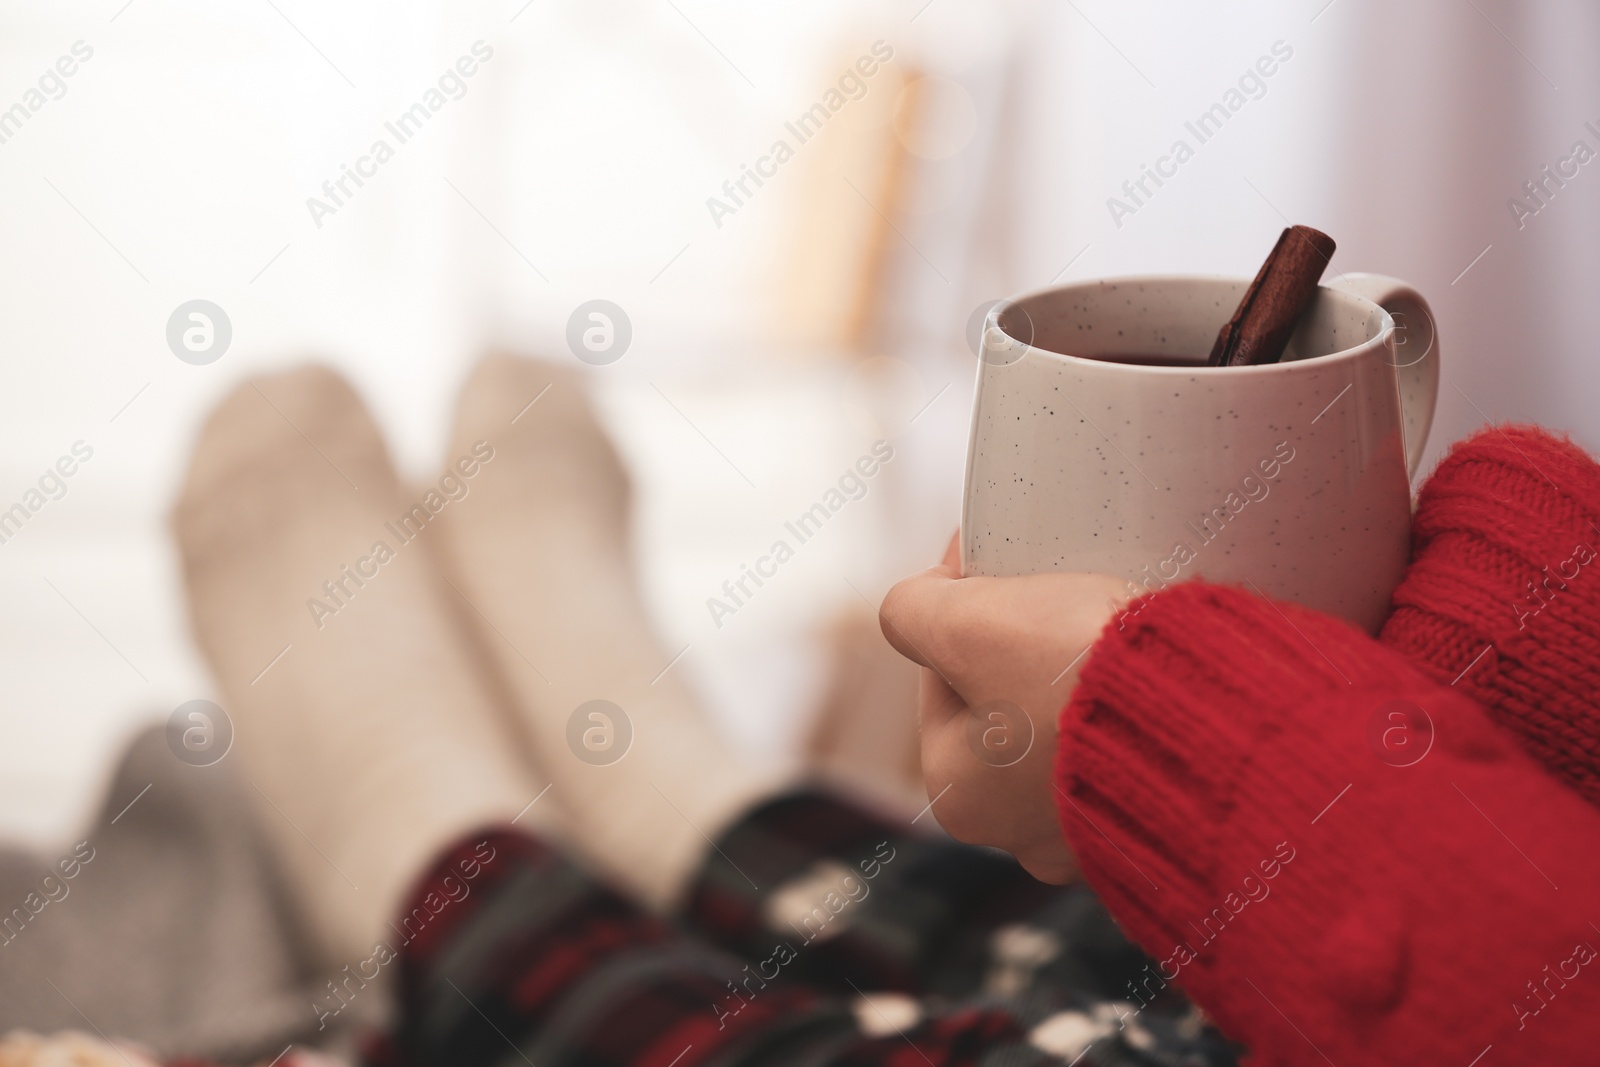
[0,725,379,1063]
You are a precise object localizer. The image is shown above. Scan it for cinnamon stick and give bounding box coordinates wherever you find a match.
[1207,225,1337,367]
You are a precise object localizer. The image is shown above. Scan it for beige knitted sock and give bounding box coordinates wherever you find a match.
[172,366,557,965]
[432,354,781,911]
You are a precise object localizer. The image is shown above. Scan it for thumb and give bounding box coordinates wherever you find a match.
[879,530,961,667]
[878,563,959,671]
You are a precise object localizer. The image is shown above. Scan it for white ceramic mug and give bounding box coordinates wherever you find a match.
[961,273,1440,634]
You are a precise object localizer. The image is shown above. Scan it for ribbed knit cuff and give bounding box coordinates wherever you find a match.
[1381,424,1600,804]
[1055,578,1600,1063]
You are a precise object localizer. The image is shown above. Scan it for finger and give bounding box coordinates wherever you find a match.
[878,565,958,670]
[941,530,960,571]
[919,665,967,732]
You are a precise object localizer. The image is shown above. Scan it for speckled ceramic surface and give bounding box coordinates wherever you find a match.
[962,273,1440,634]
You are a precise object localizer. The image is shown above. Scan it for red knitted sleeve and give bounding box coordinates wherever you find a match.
[1379,424,1600,802]
[1055,584,1600,1063]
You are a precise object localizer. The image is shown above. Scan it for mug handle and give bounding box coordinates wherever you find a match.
[1325,273,1441,481]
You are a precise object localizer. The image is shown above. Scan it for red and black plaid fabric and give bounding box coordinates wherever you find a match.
[364,793,1240,1067]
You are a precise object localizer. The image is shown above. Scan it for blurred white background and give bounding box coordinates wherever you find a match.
[1,0,1596,844]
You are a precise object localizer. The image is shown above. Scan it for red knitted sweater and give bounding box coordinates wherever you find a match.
[1055,425,1600,1065]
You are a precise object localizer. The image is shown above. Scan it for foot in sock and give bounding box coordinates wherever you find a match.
[172,365,558,965]
[432,354,784,911]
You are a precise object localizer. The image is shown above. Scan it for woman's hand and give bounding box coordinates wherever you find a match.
[878,536,1127,883]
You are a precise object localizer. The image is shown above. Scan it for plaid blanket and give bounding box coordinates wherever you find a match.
[364,793,1239,1067]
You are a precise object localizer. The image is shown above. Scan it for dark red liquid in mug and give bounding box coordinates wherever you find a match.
[1077,351,1203,367]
